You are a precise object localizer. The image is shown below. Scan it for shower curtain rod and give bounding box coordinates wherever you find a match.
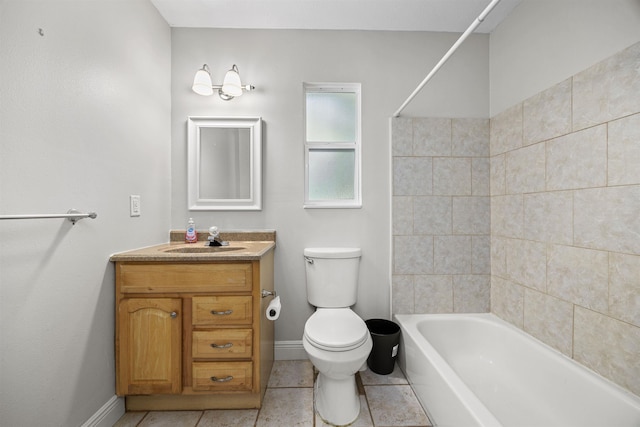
[393,0,503,117]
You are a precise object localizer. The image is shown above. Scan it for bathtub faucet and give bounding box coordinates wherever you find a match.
[207,226,229,246]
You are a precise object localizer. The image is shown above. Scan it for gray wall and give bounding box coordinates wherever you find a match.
[170,29,490,343]
[490,0,640,116]
[0,1,171,425]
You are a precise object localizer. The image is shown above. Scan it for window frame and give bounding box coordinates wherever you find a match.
[303,82,362,209]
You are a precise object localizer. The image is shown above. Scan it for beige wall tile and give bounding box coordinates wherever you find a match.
[413,196,451,235]
[453,196,490,235]
[488,42,640,397]
[609,252,640,327]
[491,236,508,278]
[491,194,523,238]
[506,142,546,194]
[392,275,415,314]
[434,235,472,274]
[491,276,524,328]
[393,116,491,317]
[472,157,490,196]
[507,239,547,292]
[394,236,433,274]
[523,289,573,357]
[523,78,572,145]
[490,154,506,196]
[393,157,432,195]
[415,275,453,313]
[547,245,609,312]
[391,117,413,156]
[573,42,640,131]
[546,125,607,191]
[608,113,640,186]
[453,275,490,313]
[433,157,472,195]
[392,196,413,236]
[472,235,491,274]
[491,102,523,155]
[413,117,451,156]
[452,118,490,157]
[574,307,640,396]
[574,186,640,255]
[523,191,573,245]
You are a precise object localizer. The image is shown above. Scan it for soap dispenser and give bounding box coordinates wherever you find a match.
[185,218,197,243]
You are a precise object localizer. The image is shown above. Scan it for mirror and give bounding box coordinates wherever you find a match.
[188,116,262,210]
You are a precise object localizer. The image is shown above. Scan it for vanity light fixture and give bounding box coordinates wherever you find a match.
[192,64,255,101]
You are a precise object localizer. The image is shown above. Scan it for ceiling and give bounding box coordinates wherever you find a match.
[150,0,524,33]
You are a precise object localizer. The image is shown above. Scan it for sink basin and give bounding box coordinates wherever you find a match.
[163,246,245,254]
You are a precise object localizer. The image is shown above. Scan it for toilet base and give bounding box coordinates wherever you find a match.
[314,372,360,426]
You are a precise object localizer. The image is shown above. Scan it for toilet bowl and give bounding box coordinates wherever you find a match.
[302,247,371,426]
[303,308,373,426]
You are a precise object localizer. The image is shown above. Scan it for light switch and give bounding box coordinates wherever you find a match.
[130,195,141,217]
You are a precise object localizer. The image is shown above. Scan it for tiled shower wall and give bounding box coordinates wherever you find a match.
[391,42,640,397]
[391,117,491,314]
[490,42,640,396]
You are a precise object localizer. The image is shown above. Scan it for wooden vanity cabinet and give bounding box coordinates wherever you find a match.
[114,251,274,410]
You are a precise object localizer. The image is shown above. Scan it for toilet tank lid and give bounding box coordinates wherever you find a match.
[304,247,361,258]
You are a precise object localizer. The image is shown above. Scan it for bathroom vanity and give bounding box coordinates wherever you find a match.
[110,232,275,410]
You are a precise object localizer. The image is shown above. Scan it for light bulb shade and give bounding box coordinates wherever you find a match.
[221,65,243,98]
[192,65,213,96]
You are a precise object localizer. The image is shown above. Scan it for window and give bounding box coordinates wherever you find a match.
[304,82,361,208]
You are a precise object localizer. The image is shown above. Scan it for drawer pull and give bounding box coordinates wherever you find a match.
[170,311,178,319]
[211,309,233,315]
[210,342,233,349]
[211,375,233,382]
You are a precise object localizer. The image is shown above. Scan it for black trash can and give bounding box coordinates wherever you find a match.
[365,319,401,375]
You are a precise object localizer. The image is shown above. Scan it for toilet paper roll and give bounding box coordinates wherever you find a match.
[266,296,281,321]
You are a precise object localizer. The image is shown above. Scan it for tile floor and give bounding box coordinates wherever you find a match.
[113,360,431,427]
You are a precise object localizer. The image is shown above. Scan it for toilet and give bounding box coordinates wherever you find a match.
[302,247,373,426]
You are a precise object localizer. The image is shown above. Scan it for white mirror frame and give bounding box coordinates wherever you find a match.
[187,116,262,211]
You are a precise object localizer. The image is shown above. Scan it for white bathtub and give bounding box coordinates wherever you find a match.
[395,313,640,427]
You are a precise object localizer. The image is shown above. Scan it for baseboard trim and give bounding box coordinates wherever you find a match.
[81,395,124,427]
[274,340,307,360]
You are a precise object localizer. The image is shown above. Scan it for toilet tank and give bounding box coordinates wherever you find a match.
[304,248,361,308]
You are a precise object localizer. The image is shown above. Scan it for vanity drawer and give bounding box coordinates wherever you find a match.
[192,329,253,359]
[192,362,253,392]
[117,263,253,293]
[192,296,252,326]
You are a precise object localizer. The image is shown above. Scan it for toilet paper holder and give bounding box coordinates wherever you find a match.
[261,289,277,298]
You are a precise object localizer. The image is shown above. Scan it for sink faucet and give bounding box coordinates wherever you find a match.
[207,226,229,246]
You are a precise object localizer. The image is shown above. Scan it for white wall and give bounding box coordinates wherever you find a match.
[0,1,171,426]
[490,0,640,115]
[170,29,489,343]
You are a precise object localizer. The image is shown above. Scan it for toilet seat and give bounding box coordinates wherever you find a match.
[304,309,369,352]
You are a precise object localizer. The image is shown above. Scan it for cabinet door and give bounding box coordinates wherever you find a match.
[117,298,182,395]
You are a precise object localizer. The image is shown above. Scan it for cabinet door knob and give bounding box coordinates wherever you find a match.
[170,311,178,318]
[210,310,233,315]
[210,342,233,349]
[210,376,233,382]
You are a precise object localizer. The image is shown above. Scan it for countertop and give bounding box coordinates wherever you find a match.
[110,241,275,262]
